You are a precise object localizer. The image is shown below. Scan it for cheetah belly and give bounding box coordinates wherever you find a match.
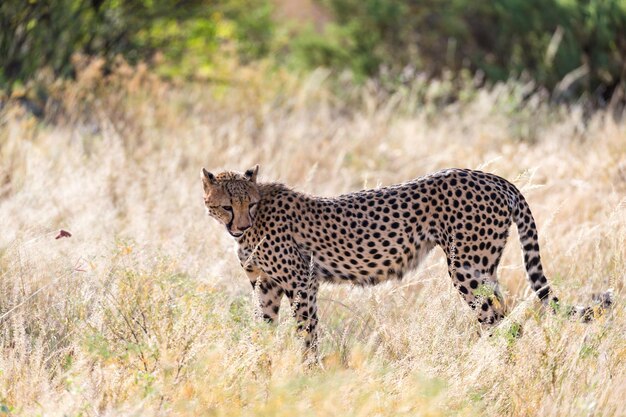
[301,240,436,286]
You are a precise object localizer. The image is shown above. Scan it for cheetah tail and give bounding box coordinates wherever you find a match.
[512,192,614,321]
[565,289,614,322]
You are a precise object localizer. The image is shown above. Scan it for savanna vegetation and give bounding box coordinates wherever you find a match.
[1,1,625,416]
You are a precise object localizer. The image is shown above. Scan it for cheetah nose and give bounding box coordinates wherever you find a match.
[238,225,251,232]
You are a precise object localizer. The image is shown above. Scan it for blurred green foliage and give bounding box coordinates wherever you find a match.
[0,0,274,87]
[1,0,625,102]
[297,0,626,100]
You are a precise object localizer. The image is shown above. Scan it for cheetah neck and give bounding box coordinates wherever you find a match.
[258,182,292,200]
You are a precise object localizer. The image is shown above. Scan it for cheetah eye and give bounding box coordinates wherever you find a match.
[220,205,233,212]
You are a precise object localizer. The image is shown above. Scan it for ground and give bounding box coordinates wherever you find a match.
[0,69,625,416]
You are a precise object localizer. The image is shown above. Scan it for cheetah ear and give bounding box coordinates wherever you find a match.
[201,168,217,190]
[244,164,259,183]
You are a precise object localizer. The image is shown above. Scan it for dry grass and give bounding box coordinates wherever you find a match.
[1,63,625,416]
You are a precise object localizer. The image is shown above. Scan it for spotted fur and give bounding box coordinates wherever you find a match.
[201,166,612,352]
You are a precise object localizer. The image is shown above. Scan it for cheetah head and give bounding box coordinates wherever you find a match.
[201,165,260,238]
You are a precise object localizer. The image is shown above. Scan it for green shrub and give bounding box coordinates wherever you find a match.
[0,0,275,88]
[2,0,625,103]
[294,0,626,100]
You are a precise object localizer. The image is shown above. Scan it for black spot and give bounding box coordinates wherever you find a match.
[527,256,540,269]
[537,286,550,300]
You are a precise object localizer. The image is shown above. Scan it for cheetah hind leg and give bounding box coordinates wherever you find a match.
[446,253,510,330]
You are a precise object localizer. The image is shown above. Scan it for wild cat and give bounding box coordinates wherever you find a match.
[201,165,612,352]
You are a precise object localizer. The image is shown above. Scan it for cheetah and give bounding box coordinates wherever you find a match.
[201,165,612,353]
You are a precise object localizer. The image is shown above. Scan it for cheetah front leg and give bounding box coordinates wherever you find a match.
[287,279,320,359]
[267,259,320,363]
[246,268,284,323]
[248,260,320,362]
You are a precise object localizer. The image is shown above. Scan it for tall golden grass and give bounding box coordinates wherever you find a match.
[0,61,625,416]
